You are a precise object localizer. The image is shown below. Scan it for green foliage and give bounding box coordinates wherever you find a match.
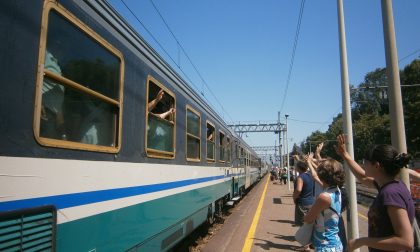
[401,60,420,158]
[300,59,420,161]
[353,113,391,161]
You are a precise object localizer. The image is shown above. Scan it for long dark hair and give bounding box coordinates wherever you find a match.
[363,145,410,177]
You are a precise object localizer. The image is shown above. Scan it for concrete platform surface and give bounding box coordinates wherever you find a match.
[202,175,369,252]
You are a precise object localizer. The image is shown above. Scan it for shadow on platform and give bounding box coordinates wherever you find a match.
[253,237,301,251]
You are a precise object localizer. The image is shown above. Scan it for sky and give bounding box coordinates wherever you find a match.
[107,0,420,157]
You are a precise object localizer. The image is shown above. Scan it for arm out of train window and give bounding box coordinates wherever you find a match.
[145,76,176,159]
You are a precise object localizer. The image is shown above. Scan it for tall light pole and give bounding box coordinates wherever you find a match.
[381,0,419,245]
[278,112,283,169]
[337,0,359,244]
[381,0,409,185]
[285,114,290,190]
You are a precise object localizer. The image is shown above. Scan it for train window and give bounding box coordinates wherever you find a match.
[219,131,225,163]
[146,76,176,159]
[186,106,201,161]
[206,122,215,162]
[226,137,231,163]
[240,147,245,167]
[34,3,124,153]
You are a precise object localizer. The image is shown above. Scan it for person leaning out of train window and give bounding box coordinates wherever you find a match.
[207,132,214,141]
[148,89,175,121]
[335,134,414,252]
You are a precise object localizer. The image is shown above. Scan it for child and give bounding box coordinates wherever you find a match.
[303,158,345,251]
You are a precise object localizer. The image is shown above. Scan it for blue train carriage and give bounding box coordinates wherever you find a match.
[0,0,261,251]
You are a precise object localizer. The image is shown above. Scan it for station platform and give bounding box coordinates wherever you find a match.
[201,174,369,252]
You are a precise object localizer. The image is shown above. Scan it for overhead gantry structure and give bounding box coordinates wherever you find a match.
[227,121,286,167]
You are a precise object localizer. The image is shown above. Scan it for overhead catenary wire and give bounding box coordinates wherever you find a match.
[119,0,224,119]
[148,0,234,121]
[398,48,420,63]
[148,0,235,123]
[279,0,306,114]
[119,0,234,122]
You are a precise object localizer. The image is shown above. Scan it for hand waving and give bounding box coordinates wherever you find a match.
[334,134,347,158]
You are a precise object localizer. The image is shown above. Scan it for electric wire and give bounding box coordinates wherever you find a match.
[148,0,235,123]
[399,48,420,63]
[119,0,233,122]
[279,0,306,114]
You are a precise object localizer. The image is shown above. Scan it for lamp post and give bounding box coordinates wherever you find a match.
[285,114,290,190]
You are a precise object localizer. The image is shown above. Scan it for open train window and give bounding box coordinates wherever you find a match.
[206,122,215,162]
[219,131,225,163]
[34,2,124,153]
[186,106,201,162]
[146,76,176,159]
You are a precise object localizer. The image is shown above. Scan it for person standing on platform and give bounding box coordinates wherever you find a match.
[335,134,414,252]
[303,158,345,252]
[293,160,315,251]
[306,152,348,252]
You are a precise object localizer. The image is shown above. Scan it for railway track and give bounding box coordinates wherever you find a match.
[355,183,376,206]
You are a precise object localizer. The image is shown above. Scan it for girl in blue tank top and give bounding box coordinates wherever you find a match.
[304,158,345,252]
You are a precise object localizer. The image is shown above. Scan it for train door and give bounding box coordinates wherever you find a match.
[231,177,239,197]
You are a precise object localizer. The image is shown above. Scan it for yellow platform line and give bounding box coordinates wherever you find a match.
[358,212,368,220]
[242,176,270,252]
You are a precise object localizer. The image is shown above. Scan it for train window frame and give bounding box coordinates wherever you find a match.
[186,105,201,162]
[240,147,245,167]
[206,121,215,163]
[33,1,125,153]
[226,136,231,164]
[219,131,225,163]
[145,76,176,159]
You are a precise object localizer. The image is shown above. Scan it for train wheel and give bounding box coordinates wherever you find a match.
[207,204,214,225]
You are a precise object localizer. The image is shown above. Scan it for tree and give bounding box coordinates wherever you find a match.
[401,60,420,158]
[301,59,420,162]
[351,68,389,116]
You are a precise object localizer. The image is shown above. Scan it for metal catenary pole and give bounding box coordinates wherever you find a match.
[285,114,290,191]
[337,0,360,245]
[381,0,409,186]
[380,0,420,246]
[278,112,283,170]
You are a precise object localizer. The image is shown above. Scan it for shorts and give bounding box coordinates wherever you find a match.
[294,203,312,226]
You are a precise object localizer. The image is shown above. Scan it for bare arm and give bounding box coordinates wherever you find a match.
[293,176,303,203]
[304,192,330,223]
[306,153,323,187]
[407,168,420,183]
[314,142,323,161]
[335,134,375,188]
[348,206,413,251]
[148,89,164,112]
[155,108,175,121]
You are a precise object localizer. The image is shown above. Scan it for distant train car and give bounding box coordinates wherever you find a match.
[0,0,261,251]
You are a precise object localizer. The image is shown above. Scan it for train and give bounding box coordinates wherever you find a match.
[0,0,269,251]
